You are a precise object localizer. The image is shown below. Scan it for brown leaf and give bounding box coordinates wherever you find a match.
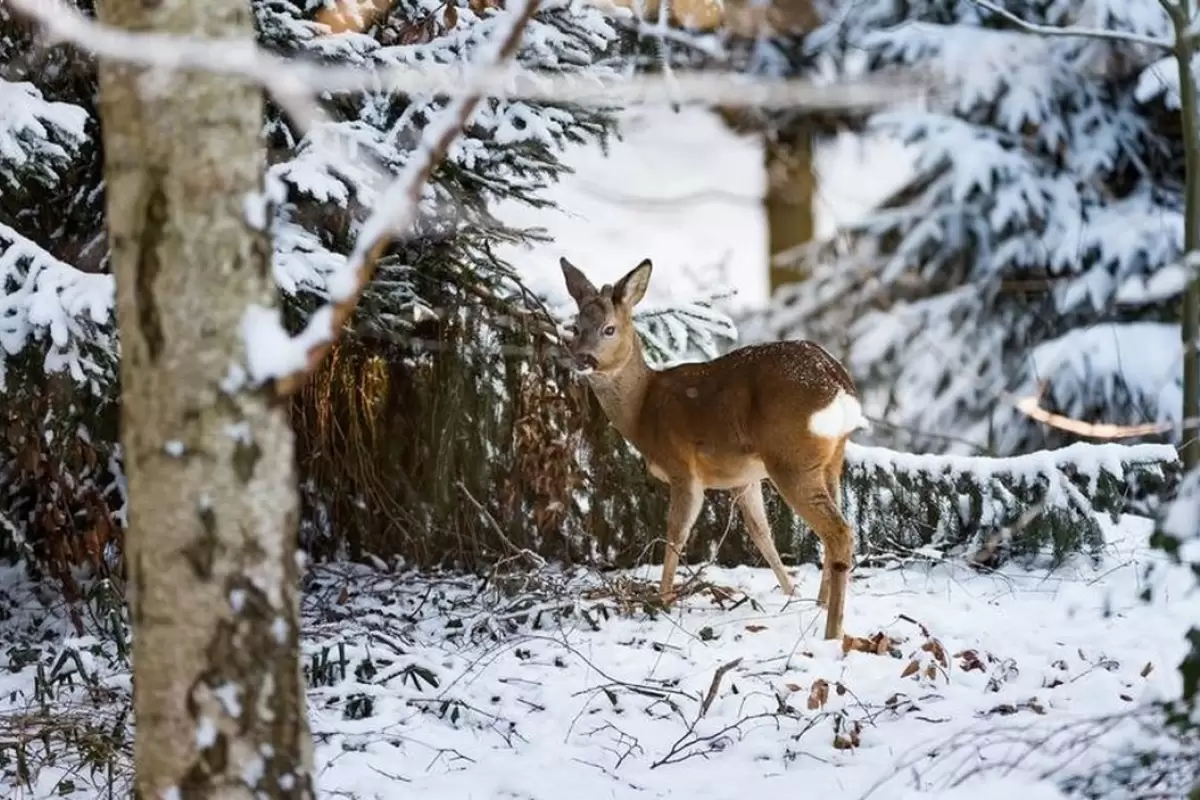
[833,721,862,750]
[745,624,767,633]
[443,2,459,28]
[901,659,921,679]
[924,663,938,681]
[337,585,349,605]
[956,649,985,672]
[784,683,802,693]
[921,638,949,669]
[843,632,894,655]
[807,679,830,710]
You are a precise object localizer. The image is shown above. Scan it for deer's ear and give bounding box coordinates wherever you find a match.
[560,257,597,304]
[613,258,652,308]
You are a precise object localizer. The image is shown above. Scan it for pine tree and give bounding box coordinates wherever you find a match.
[753,0,1186,457]
[1,0,740,569]
[0,0,120,579]
[0,0,114,398]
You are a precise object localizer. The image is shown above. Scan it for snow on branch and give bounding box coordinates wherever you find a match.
[0,80,89,188]
[969,0,1172,49]
[262,0,545,395]
[10,0,924,112]
[0,222,116,393]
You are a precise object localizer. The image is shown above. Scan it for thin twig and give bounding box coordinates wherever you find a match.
[969,0,1172,49]
[698,657,743,718]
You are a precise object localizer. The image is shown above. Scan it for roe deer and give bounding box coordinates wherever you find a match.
[559,257,868,640]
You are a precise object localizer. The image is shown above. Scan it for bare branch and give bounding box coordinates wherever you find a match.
[1009,382,1172,440]
[11,0,924,111]
[970,0,1173,50]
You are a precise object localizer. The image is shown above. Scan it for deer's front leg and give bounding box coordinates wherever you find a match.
[659,480,704,603]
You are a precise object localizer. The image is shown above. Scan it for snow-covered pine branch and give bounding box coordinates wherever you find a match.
[247,0,547,394]
[0,80,89,190]
[0,222,116,394]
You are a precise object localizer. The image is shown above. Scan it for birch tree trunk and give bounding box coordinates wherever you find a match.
[94,0,315,796]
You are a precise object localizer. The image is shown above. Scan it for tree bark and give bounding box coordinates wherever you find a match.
[94,0,314,797]
[765,133,816,294]
[1173,3,1200,471]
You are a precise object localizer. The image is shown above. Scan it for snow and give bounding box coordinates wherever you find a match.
[296,514,1193,797]
[2,513,1190,799]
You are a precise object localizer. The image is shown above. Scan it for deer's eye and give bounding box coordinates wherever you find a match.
[602,324,617,337]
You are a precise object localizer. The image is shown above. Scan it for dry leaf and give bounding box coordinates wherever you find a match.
[901,659,920,679]
[833,720,862,750]
[337,585,349,604]
[807,679,830,710]
[924,663,937,681]
[956,649,985,672]
[843,632,894,655]
[784,682,802,693]
[745,624,767,633]
[921,638,949,669]
[443,2,458,27]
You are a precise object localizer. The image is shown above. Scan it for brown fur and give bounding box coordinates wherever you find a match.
[561,257,863,639]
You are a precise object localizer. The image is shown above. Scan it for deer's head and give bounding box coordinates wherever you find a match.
[559,257,652,376]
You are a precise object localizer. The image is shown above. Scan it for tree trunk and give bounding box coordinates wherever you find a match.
[94,0,315,796]
[1176,23,1200,471]
[765,133,816,295]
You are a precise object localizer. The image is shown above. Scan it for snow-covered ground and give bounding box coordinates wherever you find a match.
[300,515,1191,798]
[2,515,1190,799]
[496,105,913,316]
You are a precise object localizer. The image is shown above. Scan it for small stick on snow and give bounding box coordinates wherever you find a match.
[698,657,743,718]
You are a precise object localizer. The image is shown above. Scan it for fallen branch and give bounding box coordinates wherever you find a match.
[1009,382,1172,440]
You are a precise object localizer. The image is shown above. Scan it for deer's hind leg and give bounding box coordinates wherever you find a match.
[734,481,794,596]
[765,449,855,640]
[817,436,849,607]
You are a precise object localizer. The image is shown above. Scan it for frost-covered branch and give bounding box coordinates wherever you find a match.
[10,0,921,111]
[253,0,546,393]
[970,0,1172,49]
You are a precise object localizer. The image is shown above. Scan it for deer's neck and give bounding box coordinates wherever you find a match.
[587,345,653,443]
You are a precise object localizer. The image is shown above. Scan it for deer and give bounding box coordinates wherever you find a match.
[558,257,868,640]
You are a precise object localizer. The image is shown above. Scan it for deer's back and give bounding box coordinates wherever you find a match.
[634,340,857,487]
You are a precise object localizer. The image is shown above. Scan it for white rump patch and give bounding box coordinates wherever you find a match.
[808,390,869,439]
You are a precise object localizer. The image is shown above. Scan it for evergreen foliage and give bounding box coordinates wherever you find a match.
[753,0,1187,457]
